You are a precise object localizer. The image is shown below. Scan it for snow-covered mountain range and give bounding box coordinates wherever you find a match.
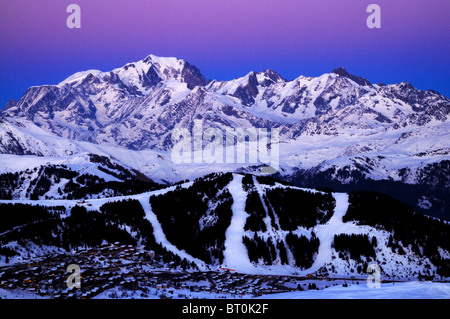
[0,54,449,218]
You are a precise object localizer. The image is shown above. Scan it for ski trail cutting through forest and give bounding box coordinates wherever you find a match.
[305,192,350,274]
[137,195,207,270]
[223,174,255,272]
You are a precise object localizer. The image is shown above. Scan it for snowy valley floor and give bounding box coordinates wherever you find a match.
[93,280,450,299]
[1,280,449,299]
[257,281,450,299]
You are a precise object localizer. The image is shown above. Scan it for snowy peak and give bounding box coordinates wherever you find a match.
[253,69,286,87]
[117,54,194,89]
[332,67,372,87]
[206,69,285,106]
[109,54,207,90]
[58,70,103,86]
[57,54,207,92]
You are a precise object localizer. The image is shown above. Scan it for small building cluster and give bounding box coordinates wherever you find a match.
[0,243,330,299]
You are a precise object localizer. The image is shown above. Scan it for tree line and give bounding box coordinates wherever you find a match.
[264,187,335,230]
[344,191,450,276]
[150,172,234,264]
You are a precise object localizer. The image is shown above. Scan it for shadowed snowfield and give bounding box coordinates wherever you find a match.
[257,281,450,299]
[2,281,449,299]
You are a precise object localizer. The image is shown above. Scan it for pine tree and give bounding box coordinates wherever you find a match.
[372,236,377,247]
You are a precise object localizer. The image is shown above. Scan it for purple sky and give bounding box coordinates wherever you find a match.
[0,0,449,107]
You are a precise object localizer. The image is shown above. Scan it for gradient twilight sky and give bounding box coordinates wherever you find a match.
[0,0,449,107]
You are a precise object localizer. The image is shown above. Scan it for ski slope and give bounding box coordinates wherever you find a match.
[223,174,254,272]
[137,194,208,271]
[0,173,446,278]
[305,193,358,273]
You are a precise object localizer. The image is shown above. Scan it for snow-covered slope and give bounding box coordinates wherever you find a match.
[1,173,448,279]
[258,281,450,299]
